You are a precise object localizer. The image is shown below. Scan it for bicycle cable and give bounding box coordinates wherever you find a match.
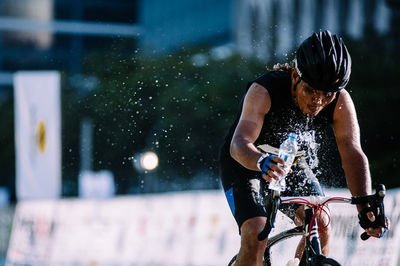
[281,196,351,241]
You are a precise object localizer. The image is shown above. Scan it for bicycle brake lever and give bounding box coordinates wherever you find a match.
[360,232,370,241]
[258,190,281,241]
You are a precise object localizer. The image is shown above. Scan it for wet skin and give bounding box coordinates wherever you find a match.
[264,76,336,182]
[292,80,337,116]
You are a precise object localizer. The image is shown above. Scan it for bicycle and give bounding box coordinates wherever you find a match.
[228,184,387,266]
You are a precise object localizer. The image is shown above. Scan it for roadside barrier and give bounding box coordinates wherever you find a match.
[6,189,400,265]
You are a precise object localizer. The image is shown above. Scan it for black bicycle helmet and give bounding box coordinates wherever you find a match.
[294,30,351,92]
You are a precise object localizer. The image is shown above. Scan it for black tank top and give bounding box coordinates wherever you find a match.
[220,70,339,161]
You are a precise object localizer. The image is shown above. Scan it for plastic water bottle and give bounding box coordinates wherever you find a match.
[286,258,300,266]
[268,133,298,191]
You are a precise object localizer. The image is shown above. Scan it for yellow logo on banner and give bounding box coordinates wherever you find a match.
[37,121,46,153]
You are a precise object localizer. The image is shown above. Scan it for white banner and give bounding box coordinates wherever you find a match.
[14,71,61,200]
[6,189,400,265]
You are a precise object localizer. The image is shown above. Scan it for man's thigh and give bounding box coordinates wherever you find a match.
[224,178,268,233]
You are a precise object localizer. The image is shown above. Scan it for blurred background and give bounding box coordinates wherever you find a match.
[0,0,399,265]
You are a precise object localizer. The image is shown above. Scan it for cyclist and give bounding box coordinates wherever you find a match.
[219,30,389,266]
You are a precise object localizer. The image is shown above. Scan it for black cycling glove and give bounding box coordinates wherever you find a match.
[355,184,388,239]
[358,205,387,238]
[358,207,381,229]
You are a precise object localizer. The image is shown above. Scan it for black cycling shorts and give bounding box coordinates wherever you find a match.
[220,154,324,232]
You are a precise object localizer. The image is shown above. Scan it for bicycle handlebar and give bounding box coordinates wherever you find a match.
[351,184,386,205]
[258,184,387,241]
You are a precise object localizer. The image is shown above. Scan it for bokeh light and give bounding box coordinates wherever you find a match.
[140,152,159,171]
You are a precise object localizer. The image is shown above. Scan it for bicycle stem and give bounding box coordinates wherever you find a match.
[304,205,322,257]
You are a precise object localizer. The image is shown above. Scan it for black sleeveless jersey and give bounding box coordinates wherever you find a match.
[219,70,339,189]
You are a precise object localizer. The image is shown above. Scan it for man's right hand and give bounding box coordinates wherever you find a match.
[257,153,286,182]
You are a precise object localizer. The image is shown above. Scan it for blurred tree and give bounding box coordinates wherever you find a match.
[0,90,16,200]
[2,36,399,199]
[387,0,400,56]
[58,39,400,194]
[363,0,378,43]
[346,37,400,188]
[152,51,266,184]
[61,45,266,193]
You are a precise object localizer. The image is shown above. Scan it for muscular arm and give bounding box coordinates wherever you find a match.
[333,90,390,238]
[332,90,372,207]
[230,83,271,171]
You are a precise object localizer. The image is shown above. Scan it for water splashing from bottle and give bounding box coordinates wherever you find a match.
[297,130,321,185]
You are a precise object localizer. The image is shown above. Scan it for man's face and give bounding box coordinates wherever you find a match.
[295,80,337,116]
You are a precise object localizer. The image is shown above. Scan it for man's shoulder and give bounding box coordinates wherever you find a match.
[248,70,291,91]
[254,70,290,82]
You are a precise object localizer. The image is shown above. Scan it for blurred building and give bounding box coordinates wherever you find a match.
[0,0,234,90]
[0,0,395,87]
[234,0,392,61]
[0,0,140,88]
[138,0,233,52]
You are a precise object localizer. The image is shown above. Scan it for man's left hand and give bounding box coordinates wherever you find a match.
[363,211,390,238]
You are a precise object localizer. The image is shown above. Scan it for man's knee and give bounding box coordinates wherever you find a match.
[240,216,268,250]
[317,208,331,236]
